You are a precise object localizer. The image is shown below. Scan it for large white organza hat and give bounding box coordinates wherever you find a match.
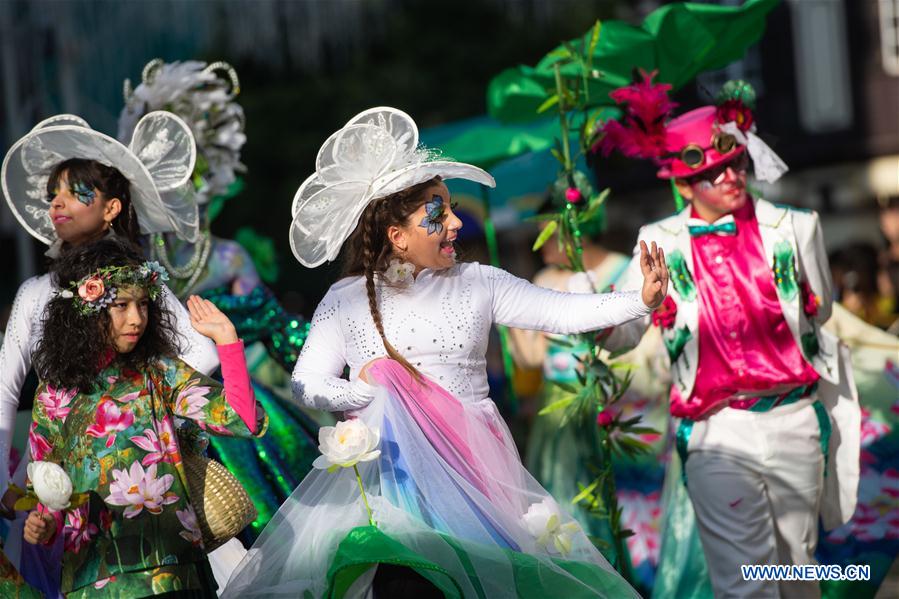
[1,111,198,245]
[118,59,246,209]
[289,107,496,268]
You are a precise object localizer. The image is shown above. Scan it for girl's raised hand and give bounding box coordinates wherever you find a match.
[639,240,670,309]
[187,296,239,345]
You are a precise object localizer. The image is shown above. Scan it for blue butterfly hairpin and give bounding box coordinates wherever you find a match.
[419,195,445,236]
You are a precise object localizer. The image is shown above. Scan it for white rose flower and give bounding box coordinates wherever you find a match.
[27,461,73,512]
[522,499,580,556]
[313,420,381,472]
[384,259,415,286]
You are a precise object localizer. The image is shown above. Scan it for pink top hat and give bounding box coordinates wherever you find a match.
[655,106,746,180]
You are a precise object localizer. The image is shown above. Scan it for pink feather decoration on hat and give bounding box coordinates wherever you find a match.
[594,70,676,160]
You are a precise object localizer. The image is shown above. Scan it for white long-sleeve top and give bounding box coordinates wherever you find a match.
[0,274,219,493]
[291,262,650,412]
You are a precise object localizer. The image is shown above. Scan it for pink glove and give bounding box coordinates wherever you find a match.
[217,341,258,434]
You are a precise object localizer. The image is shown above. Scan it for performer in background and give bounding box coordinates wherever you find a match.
[597,76,859,599]
[222,107,669,598]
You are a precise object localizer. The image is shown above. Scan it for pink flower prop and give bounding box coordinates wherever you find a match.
[176,505,203,546]
[174,382,211,424]
[651,296,678,329]
[86,401,135,448]
[38,385,77,422]
[596,410,614,427]
[94,577,116,589]
[596,70,676,159]
[64,504,98,554]
[28,422,52,461]
[78,276,105,302]
[106,461,177,518]
[564,188,583,204]
[129,417,179,466]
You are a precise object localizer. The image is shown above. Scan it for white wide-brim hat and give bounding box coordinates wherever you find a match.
[289,107,496,268]
[2,111,198,245]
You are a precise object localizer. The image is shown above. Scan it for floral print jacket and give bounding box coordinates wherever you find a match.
[30,356,266,598]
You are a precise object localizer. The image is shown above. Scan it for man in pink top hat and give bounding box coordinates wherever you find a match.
[600,75,860,598]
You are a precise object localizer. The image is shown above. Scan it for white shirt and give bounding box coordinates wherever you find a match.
[291,262,649,412]
[0,274,219,492]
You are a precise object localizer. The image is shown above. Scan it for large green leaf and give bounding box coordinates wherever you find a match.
[487,0,779,123]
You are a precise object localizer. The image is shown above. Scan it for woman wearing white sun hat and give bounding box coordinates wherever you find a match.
[222,106,669,598]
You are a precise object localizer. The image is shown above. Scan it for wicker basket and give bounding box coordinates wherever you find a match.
[182,450,257,552]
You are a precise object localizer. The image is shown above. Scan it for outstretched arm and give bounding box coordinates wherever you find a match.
[485,242,667,334]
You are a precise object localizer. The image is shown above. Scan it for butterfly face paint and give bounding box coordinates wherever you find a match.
[71,181,97,206]
[419,195,445,236]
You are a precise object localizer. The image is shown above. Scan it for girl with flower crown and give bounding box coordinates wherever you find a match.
[223,107,669,598]
[22,237,266,598]
[0,113,231,595]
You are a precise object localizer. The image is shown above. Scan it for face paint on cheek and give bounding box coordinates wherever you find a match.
[419,195,445,236]
[71,181,97,206]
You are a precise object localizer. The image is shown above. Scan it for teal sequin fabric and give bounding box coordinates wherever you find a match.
[201,284,320,538]
[203,284,311,372]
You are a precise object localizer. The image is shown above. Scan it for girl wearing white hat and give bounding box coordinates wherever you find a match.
[222,107,669,598]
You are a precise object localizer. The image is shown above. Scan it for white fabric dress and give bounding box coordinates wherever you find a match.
[224,263,651,598]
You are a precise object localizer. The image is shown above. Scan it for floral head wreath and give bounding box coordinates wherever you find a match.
[288,107,496,268]
[119,59,246,208]
[59,261,169,315]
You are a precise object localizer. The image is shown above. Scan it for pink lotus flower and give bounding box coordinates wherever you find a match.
[106,461,178,519]
[114,391,142,404]
[78,276,105,302]
[176,505,203,546]
[129,417,180,466]
[86,401,135,448]
[94,576,116,589]
[64,504,98,554]
[173,382,211,424]
[28,422,52,461]
[38,385,77,422]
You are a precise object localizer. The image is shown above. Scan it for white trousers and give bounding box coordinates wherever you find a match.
[684,397,826,599]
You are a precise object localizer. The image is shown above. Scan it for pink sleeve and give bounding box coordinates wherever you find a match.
[217,340,258,434]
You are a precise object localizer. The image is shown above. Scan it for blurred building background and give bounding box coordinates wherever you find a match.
[1,0,897,322]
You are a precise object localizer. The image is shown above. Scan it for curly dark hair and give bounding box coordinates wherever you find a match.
[47,158,141,242]
[32,237,182,393]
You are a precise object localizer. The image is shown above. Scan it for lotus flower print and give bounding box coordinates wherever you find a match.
[64,504,99,553]
[173,382,211,423]
[312,419,381,472]
[28,422,52,462]
[37,385,76,421]
[106,461,178,518]
[86,400,135,448]
[176,505,203,546]
[129,417,180,466]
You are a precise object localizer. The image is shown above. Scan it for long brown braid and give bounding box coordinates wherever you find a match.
[343,177,441,380]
